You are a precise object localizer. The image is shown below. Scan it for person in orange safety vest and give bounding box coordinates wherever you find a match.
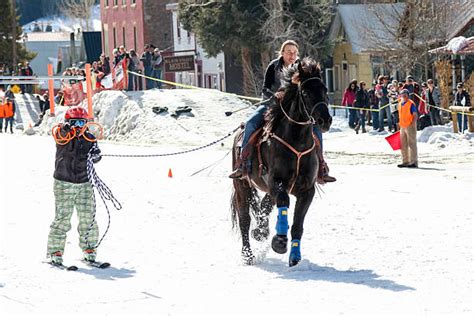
[397,89,418,168]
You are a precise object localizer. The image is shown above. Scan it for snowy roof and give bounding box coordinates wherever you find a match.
[25,32,71,42]
[329,3,406,54]
[429,36,474,55]
[445,0,474,39]
[22,5,101,34]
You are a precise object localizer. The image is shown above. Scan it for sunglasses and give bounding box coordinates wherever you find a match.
[69,119,87,127]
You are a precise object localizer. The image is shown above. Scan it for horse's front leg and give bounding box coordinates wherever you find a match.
[289,186,315,267]
[271,182,290,254]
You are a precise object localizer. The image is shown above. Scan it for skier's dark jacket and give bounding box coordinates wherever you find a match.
[54,126,101,184]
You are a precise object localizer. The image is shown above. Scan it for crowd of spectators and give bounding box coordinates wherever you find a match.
[341,75,472,133]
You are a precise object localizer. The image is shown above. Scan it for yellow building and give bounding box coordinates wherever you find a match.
[327,3,405,104]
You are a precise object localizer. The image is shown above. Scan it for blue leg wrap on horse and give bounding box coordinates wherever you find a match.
[289,239,301,262]
[276,207,289,235]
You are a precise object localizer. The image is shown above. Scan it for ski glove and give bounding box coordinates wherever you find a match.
[90,145,102,163]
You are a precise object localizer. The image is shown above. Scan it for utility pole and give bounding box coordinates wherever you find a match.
[12,0,17,71]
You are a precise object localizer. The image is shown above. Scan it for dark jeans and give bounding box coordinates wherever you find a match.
[242,105,267,149]
[429,107,442,125]
[127,72,142,91]
[379,104,392,130]
[356,111,366,129]
[313,126,323,150]
[152,69,162,88]
[144,67,154,89]
[4,117,13,132]
[392,111,399,131]
[371,110,380,130]
[457,113,468,132]
[348,109,357,128]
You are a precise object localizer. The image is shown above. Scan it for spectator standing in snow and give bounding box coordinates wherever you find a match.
[453,82,471,133]
[397,89,418,168]
[367,81,379,130]
[341,79,358,128]
[354,81,369,134]
[376,75,392,132]
[140,44,154,89]
[151,48,163,89]
[426,79,442,126]
[128,49,142,91]
[3,97,15,133]
[0,99,5,133]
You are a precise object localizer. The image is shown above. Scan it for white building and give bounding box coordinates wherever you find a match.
[166,3,226,91]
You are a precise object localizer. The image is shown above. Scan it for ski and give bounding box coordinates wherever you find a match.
[45,261,79,271]
[82,259,110,269]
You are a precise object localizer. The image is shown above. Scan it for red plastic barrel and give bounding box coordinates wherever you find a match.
[385,131,401,150]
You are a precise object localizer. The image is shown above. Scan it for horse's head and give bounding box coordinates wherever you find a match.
[283,58,332,132]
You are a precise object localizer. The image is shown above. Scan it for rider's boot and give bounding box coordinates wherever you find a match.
[316,147,336,184]
[229,147,251,179]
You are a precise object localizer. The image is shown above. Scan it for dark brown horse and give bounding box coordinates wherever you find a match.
[231,58,332,266]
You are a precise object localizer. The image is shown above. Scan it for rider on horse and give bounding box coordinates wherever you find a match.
[229,40,336,184]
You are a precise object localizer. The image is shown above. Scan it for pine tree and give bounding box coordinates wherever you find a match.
[0,0,37,71]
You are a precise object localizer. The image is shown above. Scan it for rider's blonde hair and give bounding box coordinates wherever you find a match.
[278,40,299,56]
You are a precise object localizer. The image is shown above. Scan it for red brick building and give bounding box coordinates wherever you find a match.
[100,0,173,58]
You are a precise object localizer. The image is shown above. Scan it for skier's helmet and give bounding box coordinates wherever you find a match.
[65,106,88,120]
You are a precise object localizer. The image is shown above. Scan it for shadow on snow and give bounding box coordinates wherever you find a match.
[257,258,415,292]
[76,266,136,280]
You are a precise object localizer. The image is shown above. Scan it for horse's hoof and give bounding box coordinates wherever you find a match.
[242,254,256,265]
[251,227,270,241]
[242,246,255,265]
[289,239,301,267]
[271,235,288,254]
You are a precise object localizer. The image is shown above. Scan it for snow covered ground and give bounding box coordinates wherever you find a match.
[1,89,473,315]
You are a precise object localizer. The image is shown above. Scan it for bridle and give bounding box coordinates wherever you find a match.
[279,76,328,126]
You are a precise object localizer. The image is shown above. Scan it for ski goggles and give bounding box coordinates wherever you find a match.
[69,119,87,127]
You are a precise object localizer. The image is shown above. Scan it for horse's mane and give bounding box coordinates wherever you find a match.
[265,57,322,132]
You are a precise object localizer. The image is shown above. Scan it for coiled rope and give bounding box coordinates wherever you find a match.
[84,147,122,249]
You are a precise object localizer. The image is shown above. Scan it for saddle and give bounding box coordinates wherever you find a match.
[234,125,265,176]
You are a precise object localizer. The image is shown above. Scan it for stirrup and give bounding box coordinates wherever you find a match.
[229,167,243,179]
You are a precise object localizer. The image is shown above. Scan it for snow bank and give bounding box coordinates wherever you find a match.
[417,125,474,148]
[38,89,254,147]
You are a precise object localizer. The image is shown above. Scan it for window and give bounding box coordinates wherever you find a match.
[132,0,136,4]
[122,27,126,46]
[349,64,356,82]
[325,68,334,93]
[113,27,116,48]
[113,0,118,6]
[122,0,126,6]
[105,0,109,7]
[176,17,181,38]
[133,26,137,51]
[103,24,109,56]
[334,65,340,92]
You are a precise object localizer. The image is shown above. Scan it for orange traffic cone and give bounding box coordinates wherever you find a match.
[168,168,173,178]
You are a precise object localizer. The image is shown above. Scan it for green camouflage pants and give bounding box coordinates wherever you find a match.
[47,179,99,257]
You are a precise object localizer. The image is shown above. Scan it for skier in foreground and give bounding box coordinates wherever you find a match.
[46,106,103,269]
